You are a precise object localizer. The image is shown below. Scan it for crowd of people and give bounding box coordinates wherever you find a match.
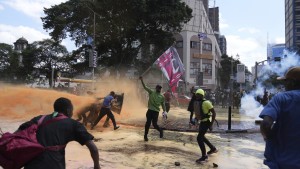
[11,66,300,168]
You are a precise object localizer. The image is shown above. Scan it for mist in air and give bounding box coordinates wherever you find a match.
[240,50,300,118]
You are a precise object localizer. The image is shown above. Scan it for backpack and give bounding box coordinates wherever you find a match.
[194,99,211,121]
[0,114,68,169]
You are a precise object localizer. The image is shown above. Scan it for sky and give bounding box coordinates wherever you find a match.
[0,0,285,69]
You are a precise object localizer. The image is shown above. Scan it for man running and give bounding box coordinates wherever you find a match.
[194,89,218,163]
[90,91,120,130]
[139,76,166,141]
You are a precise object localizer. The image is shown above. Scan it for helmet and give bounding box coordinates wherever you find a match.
[195,89,205,96]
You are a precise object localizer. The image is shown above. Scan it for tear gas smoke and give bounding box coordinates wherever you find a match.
[240,50,300,118]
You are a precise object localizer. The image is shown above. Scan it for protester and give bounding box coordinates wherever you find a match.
[187,86,196,124]
[90,91,120,130]
[17,97,100,169]
[193,89,217,163]
[163,89,172,115]
[260,66,300,169]
[76,102,100,126]
[139,76,166,141]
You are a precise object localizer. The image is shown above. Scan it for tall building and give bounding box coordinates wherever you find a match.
[285,0,300,52]
[219,35,227,55]
[208,7,219,34]
[174,0,222,90]
[267,43,286,61]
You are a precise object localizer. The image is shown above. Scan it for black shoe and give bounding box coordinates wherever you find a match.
[207,148,218,155]
[196,155,208,163]
[144,135,148,141]
[160,129,164,138]
[114,126,120,130]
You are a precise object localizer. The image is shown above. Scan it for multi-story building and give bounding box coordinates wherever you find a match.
[285,0,300,52]
[175,0,222,91]
[267,43,286,61]
[219,35,227,55]
[208,6,220,41]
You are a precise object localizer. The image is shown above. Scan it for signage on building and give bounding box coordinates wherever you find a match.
[236,64,245,83]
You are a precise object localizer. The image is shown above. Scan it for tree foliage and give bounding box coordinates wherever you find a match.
[0,43,13,71]
[219,54,242,90]
[42,0,193,73]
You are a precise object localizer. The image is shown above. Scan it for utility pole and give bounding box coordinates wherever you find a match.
[91,0,96,90]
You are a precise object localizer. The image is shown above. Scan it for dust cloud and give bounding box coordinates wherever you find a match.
[0,78,146,123]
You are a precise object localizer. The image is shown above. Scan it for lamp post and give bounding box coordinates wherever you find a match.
[254,59,268,85]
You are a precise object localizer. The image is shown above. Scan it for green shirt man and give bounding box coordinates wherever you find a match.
[139,76,166,141]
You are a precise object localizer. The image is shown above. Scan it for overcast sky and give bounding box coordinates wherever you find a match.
[0,0,285,69]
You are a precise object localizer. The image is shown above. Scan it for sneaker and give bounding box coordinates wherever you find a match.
[114,126,120,130]
[196,155,208,163]
[160,129,164,138]
[207,148,218,155]
[144,135,148,142]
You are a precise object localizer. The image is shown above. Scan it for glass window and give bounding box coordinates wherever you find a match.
[203,43,212,51]
[203,63,212,76]
[190,62,200,75]
[190,41,200,49]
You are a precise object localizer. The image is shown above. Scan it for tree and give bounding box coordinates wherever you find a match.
[24,39,70,87]
[0,43,13,71]
[42,0,192,74]
[219,54,242,90]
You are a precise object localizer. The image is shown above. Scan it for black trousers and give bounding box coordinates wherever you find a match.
[165,103,170,113]
[144,109,161,136]
[197,121,215,156]
[93,107,117,128]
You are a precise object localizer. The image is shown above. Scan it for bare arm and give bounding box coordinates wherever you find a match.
[85,140,101,169]
[260,115,275,140]
[209,108,216,131]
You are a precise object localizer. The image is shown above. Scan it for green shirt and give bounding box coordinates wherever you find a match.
[141,80,166,112]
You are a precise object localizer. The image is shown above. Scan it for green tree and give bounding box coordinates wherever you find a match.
[29,39,70,87]
[42,0,192,74]
[0,43,13,72]
[219,54,242,90]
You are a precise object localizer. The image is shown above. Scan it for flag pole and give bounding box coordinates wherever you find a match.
[140,66,153,77]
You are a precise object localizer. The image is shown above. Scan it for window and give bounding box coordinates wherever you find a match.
[203,63,212,76]
[190,62,200,75]
[203,43,212,51]
[190,41,200,49]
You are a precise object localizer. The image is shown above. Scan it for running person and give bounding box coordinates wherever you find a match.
[139,76,166,141]
[90,91,120,130]
[194,89,218,163]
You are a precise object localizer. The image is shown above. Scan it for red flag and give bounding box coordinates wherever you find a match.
[155,47,185,92]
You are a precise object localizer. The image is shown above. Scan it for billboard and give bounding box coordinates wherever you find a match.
[236,64,245,83]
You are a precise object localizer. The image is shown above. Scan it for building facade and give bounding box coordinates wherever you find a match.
[285,0,300,51]
[175,0,222,91]
[219,35,227,55]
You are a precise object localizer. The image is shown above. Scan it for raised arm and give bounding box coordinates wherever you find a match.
[85,140,101,169]
[139,76,151,93]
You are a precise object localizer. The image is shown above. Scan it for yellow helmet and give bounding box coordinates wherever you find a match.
[195,89,205,96]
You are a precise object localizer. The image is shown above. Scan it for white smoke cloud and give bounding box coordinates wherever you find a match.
[240,51,300,118]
